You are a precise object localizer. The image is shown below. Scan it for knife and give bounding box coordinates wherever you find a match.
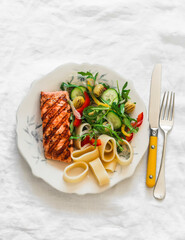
[146,64,161,188]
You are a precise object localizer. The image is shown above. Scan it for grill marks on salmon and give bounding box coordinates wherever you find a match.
[40,91,73,163]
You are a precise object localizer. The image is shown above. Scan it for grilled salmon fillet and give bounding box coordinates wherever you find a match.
[40,91,73,163]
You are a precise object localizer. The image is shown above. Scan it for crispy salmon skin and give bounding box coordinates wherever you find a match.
[40,91,73,163]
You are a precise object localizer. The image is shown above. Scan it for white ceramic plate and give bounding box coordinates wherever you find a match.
[16,63,149,195]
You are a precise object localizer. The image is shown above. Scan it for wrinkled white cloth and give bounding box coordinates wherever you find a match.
[0,0,185,239]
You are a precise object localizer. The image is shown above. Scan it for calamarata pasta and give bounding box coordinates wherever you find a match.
[74,123,91,149]
[98,135,116,162]
[71,145,99,163]
[63,162,89,183]
[89,158,110,186]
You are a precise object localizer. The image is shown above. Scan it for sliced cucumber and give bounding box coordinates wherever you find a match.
[107,111,122,129]
[101,88,119,105]
[70,86,86,100]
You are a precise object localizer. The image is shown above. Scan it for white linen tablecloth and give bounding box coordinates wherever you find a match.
[0,1,185,239]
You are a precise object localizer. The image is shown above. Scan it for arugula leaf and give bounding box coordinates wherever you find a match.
[116,140,124,152]
[60,82,83,93]
[121,82,131,103]
[78,71,99,84]
[70,133,88,140]
[100,97,111,105]
[85,105,109,111]
[83,105,109,125]
[122,90,130,102]
[111,102,126,118]
[124,113,137,122]
[117,80,121,101]
[111,102,122,117]
[94,72,99,80]
[123,118,138,133]
[97,111,109,124]
[69,114,74,134]
[78,71,93,77]
[60,82,67,90]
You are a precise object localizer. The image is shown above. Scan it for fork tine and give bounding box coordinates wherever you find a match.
[167,92,173,120]
[160,92,166,120]
[171,92,175,121]
[163,91,169,119]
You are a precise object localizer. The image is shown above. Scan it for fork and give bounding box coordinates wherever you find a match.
[153,91,175,200]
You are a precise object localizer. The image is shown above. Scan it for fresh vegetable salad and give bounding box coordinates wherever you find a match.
[60,71,143,152]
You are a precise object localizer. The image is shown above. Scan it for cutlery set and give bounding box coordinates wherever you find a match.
[146,64,175,200]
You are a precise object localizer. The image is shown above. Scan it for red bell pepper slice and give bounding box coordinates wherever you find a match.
[131,112,144,128]
[135,120,143,127]
[81,136,102,147]
[125,112,143,142]
[90,138,102,146]
[81,136,90,147]
[73,118,82,127]
[137,112,143,122]
[76,92,90,114]
[73,91,90,127]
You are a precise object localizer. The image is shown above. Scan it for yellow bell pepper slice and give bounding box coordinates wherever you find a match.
[87,80,109,108]
[121,124,132,137]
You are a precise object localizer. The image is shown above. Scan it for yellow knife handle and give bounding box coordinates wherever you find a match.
[146,134,158,188]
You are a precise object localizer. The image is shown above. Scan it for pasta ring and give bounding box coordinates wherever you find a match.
[71,145,99,163]
[63,162,89,183]
[104,141,113,153]
[89,158,110,186]
[98,135,116,162]
[116,139,133,166]
[74,123,91,149]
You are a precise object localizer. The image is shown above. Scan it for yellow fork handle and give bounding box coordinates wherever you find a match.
[146,136,158,188]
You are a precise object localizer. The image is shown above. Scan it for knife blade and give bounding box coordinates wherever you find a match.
[146,64,161,188]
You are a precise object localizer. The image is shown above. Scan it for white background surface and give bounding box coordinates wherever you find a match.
[0,1,185,239]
